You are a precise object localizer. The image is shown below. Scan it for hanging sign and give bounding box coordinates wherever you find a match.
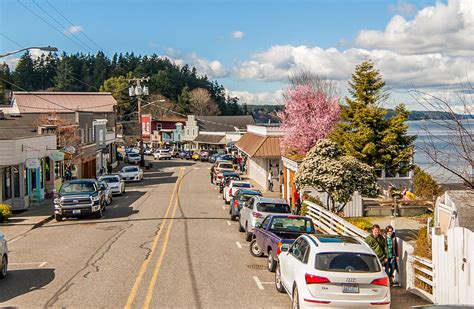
[49,151,65,161]
[25,158,41,169]
[63,146,76,155]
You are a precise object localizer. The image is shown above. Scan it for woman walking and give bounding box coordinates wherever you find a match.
[385,225,399,285]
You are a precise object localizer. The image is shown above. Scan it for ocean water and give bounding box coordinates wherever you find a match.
[407,119,473,184]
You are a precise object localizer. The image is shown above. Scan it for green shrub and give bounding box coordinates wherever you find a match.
[0,204,12,222]
[346,217,373,232]
[299,203,308,216]
[413,166,441,200]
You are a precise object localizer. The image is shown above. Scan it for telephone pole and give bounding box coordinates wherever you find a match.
[128,77,149,167]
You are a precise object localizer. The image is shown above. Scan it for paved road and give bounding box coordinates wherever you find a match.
[0,159,290,308]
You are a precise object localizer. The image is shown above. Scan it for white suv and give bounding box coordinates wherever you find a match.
[276,234,390,309]
[153,149,172,160]
[0,232,8,279]
[223,180,252,204]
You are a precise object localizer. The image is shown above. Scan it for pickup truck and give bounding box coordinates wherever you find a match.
[250,214,316,272]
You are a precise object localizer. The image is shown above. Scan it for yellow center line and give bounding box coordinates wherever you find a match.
[142,172,185,308]
[124,168,185,309]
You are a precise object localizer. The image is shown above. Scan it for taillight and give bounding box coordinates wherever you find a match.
[371,277,389,287]
[252,212,262,218]
[234,200,239,208]
[305,273,330,284]
[277,242,282,255]
[229,188,232,196]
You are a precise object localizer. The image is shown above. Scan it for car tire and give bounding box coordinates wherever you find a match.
[267,250,277,272]
[238,222,245,232]
[275,263,285,293]
[250,239,264,257]
[292,286,300,309]
[230,215,237,221]
[55,214,63,222]
[245,223,253,242]
[0,254,7,279]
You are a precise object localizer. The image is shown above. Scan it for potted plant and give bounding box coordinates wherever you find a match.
[0,204,12,223]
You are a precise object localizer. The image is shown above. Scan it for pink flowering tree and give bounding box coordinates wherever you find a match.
[277,84,340,156]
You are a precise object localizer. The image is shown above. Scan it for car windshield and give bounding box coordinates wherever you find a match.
[240,193,261,201]
[100,176,119,183]
[269,217,314,233]
[60,182,96,193]
[233,183,251,188]
[123,167,138,172]
[315,252,381,273]
[219,163,233,169]
[257,203,291,213]
[128,153,140,157]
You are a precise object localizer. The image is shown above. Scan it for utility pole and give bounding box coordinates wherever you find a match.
[128,77,149,167]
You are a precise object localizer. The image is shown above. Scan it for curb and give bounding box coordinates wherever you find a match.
[32,215,54,229]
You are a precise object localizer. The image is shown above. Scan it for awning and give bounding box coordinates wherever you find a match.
[194,134,225,145]
[235,133,281,158]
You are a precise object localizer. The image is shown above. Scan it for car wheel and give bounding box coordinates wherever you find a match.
[230,215,237,221]
[292,286,300,309]
[0,254,7,279]
[267,250,277,272]
[238,221,245,232]
[250,239,264,257]
[55,214,63,222]
[275,263,285,293]
[245,223,253,242]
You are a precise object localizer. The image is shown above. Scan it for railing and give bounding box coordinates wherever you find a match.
[410,255,435,302]
[304,201,369,239]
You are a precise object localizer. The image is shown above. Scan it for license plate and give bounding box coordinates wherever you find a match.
[342,284,359,293]
[72,210,81,214]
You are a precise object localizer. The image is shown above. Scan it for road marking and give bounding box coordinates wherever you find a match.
[253,276,265,290]
[143,169,186,309]
[194,167,199,170]
[236,241,242,249]
[227,221,232,226]
[9,261,48,268]
[124,168,184,309]
[38,261,48,268]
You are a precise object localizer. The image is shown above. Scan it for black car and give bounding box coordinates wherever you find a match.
[53,179,107,221]
[218,171,241,193]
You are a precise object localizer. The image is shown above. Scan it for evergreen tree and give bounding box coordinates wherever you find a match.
[13,51,36,91]
[0,63,12,104]
[54,55,76,91]
[331,59,414,174]
[177,86,191,114]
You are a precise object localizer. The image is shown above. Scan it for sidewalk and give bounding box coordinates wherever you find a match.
[0,198,54,242]
[240,174,281,199]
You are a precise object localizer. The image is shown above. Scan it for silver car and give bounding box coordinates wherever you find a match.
[239,196,291,242]
[99,174,125,195]
[0,232,8,279]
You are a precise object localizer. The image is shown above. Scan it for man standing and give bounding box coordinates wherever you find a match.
[268,169,273,192]
[365,224,388,266]
[210,164,215,184]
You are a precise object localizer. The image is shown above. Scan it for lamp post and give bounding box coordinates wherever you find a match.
[0,46,58,58]
[128,77,150,167]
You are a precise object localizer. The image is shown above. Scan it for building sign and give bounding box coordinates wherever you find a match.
[64,146,76,154]
[49,151,65,161]
[25,158,41,169]
[141,114,151,138]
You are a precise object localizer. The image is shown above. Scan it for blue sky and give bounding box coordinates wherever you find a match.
[1,0,472,111]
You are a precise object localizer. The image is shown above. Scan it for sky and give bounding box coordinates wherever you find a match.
[1,0,473,111]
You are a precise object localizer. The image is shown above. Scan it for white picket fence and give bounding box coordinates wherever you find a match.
[309,191,363,217]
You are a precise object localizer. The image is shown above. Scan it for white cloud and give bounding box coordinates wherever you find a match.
[388,1,418,16]
[65,25,83,35]
[356,0,474,56]
[232,31,245,39]
[4,49,50,70]
[164,52,228,78]
[227,89,283,105]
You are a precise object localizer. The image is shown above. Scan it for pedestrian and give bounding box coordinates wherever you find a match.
[107,163,112,174]
[65,167,72,181]
[365,224,388,266]
[210,164,215,184]
[239,156,244,172]
[293,188,301,215]
[385,225,399,284]
[268,169,273,192]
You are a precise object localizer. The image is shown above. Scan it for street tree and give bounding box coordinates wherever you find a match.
[331,59,415,174]
[54,55,76,91]
[13,51,36,91]
[277,84,340,156]
[295,139,378,212]
[100,75,131,115]
[189,88,220,116]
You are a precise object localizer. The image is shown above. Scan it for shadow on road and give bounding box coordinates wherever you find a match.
[0,268,55,302]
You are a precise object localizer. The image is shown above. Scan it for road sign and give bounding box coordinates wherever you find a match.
[63,146,76,154]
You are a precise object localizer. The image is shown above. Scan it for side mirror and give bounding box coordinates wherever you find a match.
[255,222,262,229]
[280,244,290,253]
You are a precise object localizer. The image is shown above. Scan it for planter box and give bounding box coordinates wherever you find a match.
[364,206,393,217]
[398,205,429,217]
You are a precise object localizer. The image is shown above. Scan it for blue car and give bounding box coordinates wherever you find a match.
[229,189,262,221]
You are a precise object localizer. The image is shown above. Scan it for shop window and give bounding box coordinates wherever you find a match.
[54,161,63,179]
[40,159,45,189]
[24,168,28,196]
[3,167,12,200]
[32,169,37,190]
[45,158,51,182]
[13,166,20,197]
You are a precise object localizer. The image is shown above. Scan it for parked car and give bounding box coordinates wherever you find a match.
[223,180,253,204]
[144,148,154,155]
[98,174,125,195]
[218,171,241,191]
[183,151,193,160]
[126,152,141,164]
[98,180,113,205]
[200,151,209,162]
[53,179,107,221]
[119,166,144,182]
[178,150,188,159]
[239,197,291,241]
[250,215,316,272]
[216,154,236,164]
[276,234,390,309]
[209,153,221,164]
[169,148,179,158]
[0,232,8,279]
[192,152,200,161]
[214,161,235,182]
[153,149,172,160]
[229,189,262,221]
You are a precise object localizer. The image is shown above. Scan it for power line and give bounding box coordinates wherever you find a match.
[44,0,108,55]
[0,33,23,49]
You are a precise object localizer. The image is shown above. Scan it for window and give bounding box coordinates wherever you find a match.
[290,238,310,263]
[261,216,270,230]
[315,253,381,273]
[157,123,162,130]
[23,167,28,196]
[3,167,12,200]
[257,203,291,213]
[54,161,63,180]
[45,157,51,182]
[13,166,20,197]
[32,168,38,190]
[269,217,314,233]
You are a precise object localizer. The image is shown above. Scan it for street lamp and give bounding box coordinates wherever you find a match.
[0,46,58,58]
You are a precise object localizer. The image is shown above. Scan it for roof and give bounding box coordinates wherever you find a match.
[307,234,373,254]
[235,132,281,158]
[0,114,44,139]
[194,134,225,144]
[196,115,255,132]
[447,190,474,231]
[155,116,186,122]
[254,196,288,204]
[12,92,117,113]
[236,189,262,195]
[65,179,98,184]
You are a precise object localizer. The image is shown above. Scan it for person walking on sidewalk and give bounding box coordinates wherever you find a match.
[268,169,273,192]
[365,224,388,266]
[385,225,399,284]
[210,164,215,184]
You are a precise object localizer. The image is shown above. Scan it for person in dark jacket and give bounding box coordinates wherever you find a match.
[365,224,388,265]
[385,225,399,284]
[210,165,215,184]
